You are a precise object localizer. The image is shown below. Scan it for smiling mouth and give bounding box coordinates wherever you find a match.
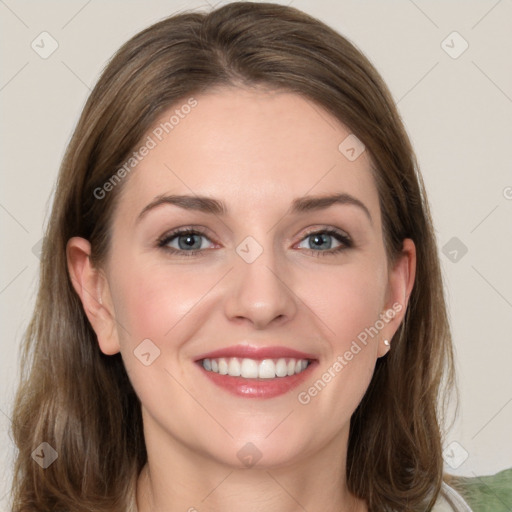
[195,345,318,398]
[201,357,311,379]
[197,356,317,399]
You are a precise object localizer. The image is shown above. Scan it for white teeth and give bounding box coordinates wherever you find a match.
[275,358,288,377]
[228,357,241,377]
[201,357,310,379]
[240,358,259,378]
[258,359,276,379]
[218,358,228,375]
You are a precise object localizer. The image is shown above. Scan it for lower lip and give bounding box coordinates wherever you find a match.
[197,361,317,399]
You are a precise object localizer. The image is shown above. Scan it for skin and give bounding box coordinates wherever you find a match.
[67,87,416,512]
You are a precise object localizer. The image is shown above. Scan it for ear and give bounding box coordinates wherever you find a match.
[66,237,120,355]
[377,238,416,357]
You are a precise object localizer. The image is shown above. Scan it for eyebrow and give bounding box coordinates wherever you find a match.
[137,192,372,224]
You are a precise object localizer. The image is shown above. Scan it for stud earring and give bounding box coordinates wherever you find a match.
[383,339,390,346]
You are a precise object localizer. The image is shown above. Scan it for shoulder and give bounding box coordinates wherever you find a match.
[430,481,473,512]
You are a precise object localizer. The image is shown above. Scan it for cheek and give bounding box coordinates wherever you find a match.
[110,259,216,344]
[300,258,387,349]
[293,259,386,413]
[108,262,213,411]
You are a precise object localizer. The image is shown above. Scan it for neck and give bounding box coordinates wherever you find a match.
[135,411,367,512]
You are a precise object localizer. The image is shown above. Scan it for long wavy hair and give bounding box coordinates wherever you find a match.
[10,2,456,511]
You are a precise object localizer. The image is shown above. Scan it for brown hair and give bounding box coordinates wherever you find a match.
[10,2,455,511]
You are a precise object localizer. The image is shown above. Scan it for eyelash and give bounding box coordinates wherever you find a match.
[157,227,353,258]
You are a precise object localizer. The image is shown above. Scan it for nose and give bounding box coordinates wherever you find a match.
[223,242,298,329]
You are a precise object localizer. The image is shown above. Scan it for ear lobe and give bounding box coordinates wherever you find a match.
[66,236,120,355]
[377,238,417,358]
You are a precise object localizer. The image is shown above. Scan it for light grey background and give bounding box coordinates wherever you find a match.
[1,0,511,509]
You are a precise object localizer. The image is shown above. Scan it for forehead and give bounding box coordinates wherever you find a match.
[114,87,380,225]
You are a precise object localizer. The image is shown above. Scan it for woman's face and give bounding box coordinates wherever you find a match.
[72,87,414,470]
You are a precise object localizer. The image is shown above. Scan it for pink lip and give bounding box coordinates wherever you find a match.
[194,344,317,362]
[198,362,317,399]
[194,344,318,399]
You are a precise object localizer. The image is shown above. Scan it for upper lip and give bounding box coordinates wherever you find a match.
[195,344,317,362]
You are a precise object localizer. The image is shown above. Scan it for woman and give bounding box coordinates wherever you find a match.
[10,2,473,511]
